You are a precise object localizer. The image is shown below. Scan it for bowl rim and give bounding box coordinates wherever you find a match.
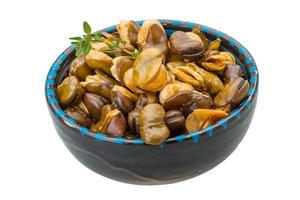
[45,19,259,146]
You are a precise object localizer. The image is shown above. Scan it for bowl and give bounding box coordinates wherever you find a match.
[45,19,259,185]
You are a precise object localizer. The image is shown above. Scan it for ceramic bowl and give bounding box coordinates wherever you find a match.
[45,19,259,185]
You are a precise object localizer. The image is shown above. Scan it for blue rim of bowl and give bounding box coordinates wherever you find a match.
[45,19,258,146]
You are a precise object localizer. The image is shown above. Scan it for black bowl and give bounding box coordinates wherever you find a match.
[45,19,259,185]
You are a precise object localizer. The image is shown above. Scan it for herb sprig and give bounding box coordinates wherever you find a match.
[69,21,141,60]
[106,38,125,55]
[69,21,105,56]
[105,38,141,59]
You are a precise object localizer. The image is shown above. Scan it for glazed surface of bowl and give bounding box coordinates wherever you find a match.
[45,19,259,185]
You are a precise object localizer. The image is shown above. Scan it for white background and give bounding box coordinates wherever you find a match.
[0,0,299,199]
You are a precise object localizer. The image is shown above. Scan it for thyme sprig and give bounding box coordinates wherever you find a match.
[69,21,105,56]
[105,38,125,55]
[69,21,141,59]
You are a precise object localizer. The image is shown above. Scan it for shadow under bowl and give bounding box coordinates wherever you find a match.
[45,19,259,185]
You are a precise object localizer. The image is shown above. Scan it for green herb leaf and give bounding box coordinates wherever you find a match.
[82,42,91,55]
[94,33,104,42]
[83,21,92,34]
[104,38,126,56]
[132,49,141,59]
[69,36,82,40]
[76,46,83,56]
[82,35,88,40]
[108,39,121,50]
